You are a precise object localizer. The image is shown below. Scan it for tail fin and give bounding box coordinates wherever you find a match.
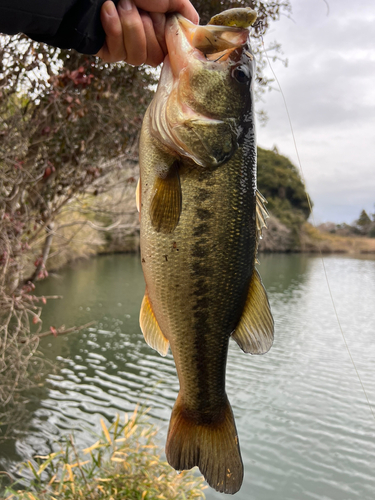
[166,393,243,494]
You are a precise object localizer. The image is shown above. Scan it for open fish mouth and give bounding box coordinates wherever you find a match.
[149,14,255,168]
[165,14,250,77]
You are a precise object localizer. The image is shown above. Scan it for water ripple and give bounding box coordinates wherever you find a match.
[1,254,374,500]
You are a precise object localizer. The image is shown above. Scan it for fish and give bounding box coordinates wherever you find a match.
[137,8,274,495]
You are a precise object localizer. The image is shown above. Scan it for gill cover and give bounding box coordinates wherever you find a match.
[148,15,253,168]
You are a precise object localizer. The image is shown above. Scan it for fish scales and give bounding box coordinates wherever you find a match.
[138,8,273,494]
[141,129,256,410]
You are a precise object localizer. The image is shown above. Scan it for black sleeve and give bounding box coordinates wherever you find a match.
[0,0,116,54]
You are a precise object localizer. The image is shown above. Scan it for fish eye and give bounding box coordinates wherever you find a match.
[232,65,251,84]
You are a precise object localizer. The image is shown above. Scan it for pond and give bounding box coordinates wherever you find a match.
[1,253,375,500]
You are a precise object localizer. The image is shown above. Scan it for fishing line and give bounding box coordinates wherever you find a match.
[260,35,375,421]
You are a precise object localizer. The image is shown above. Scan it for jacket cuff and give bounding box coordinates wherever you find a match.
[29,0,118,55]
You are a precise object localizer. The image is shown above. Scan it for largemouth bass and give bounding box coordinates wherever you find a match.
[138,8,274,494]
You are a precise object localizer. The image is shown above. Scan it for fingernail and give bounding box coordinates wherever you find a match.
[119,0,133,11]
[103,1,116,17]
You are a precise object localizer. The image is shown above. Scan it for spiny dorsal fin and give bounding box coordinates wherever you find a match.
[139,291,169,356]
[256,189,269,242]
[231,268,274,354]
[150,160,181,233]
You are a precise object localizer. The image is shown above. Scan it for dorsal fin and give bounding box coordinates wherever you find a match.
[256,189,269,242]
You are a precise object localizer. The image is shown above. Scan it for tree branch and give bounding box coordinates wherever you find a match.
[18,321,97,343]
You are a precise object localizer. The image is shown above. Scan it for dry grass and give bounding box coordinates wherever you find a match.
[26,163,141,276]
[301,223,375,254]
[3,407,206,500]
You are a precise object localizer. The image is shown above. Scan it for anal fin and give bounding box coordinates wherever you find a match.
[139,291,169,356]
[150,160,181,233]
[231,269,274,354]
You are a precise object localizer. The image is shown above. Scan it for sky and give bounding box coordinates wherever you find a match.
[255,0,375,223]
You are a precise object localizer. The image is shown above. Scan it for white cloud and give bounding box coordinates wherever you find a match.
[255,0,375,223]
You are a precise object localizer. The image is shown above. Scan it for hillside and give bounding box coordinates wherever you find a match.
[256,147,375,254]
[257,147,310,252]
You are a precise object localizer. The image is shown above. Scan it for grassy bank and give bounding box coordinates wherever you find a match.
[34,151,374,274]
[258,218,375,255]
[2,407,205,500]
[43,210,375,276]
[300,223,375,254]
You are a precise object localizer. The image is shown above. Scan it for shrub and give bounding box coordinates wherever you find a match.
[3,407,206,500]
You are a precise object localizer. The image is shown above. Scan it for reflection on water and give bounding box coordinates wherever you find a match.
[1,253,374,500]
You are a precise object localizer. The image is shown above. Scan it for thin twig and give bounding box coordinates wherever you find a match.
[0,471,14,481]
[18,321,96,343]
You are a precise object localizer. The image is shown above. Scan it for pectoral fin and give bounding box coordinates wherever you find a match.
[232,269,274,354]
[139,291,169,356]
[150,160,181,233]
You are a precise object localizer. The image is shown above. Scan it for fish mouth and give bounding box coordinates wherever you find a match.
[149,15,252,167]
[165,14,250,77]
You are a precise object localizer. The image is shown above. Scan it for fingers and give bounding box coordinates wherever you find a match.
[117,0,147,66]
[149,12,167,56]
[97,0,199,65]
[97,1,125,62]
[134,0,199,24]
[140,12,165,67]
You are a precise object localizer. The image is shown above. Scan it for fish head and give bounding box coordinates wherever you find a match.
[149,14,256,167]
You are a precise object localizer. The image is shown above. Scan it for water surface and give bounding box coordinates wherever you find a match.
[1,253,374,500]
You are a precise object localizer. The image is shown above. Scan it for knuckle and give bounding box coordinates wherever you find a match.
[119,8,141,28]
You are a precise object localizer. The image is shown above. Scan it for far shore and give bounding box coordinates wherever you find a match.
[40,218,375,279]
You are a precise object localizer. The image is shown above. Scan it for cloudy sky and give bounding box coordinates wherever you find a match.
[255,0,375,223]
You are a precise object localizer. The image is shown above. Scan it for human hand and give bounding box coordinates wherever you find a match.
[96,0,199,66]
